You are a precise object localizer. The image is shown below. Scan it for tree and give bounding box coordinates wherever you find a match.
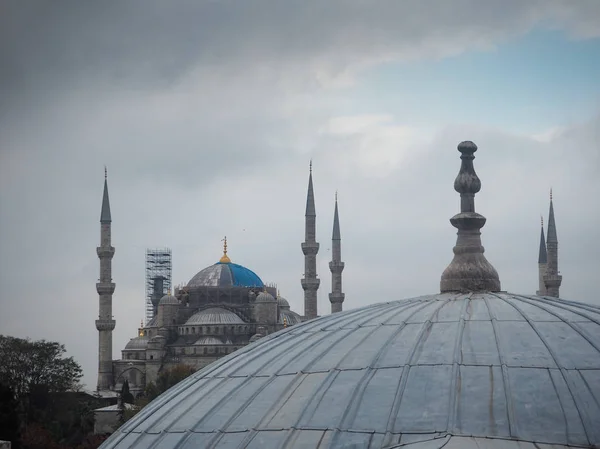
[149,364,195,401]
[0,382,21,448]
[120,380,134,405]
[0,335,83,399]
[122,365,196,423]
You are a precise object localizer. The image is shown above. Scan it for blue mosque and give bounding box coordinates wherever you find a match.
[95,164,342,397]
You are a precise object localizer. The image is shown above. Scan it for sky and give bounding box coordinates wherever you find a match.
[1,1,599,390]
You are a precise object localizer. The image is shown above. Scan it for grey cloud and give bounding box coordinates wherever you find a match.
[2,0,600,98]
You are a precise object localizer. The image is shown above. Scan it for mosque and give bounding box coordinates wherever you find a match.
[97,141,600,448]
[95,164,343,396]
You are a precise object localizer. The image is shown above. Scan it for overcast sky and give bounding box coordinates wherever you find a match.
[1,1,599,390]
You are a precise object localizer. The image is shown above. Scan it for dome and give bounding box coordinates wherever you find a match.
[123,336,149,351]
[187,261,264,288]
[185,307,245,325]
[255,290,275,303]
[279,309,301,326]
[158,293,179,305]
[193,336,225,346]
[101,293,600,448]
[277,295,290,310]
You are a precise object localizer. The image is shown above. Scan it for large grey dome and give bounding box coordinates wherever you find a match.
[101,293,600,448]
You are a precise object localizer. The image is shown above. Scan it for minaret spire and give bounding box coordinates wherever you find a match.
[536,216,548,295]
[543,189,562,297]
[329,192,344,313]
[440,141,501,293]
[96,168,116,391]
[301,160,320,319]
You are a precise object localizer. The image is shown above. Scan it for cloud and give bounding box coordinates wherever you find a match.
[2,0,600,98]
[1,0,598,392]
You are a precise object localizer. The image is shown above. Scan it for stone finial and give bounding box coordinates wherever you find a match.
[440,141,501,293]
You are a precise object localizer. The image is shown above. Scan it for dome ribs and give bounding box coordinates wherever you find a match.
[491,293,594,445]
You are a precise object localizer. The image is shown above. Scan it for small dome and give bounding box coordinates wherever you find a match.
[279,310,301,326]
[193,336,224,346]
[249,334,262,343]
[277,295,290,310]
[255,290,275,303]
[185,307,245,325]
[187,262,263,288]
[123,336,149,351]
[159,293,179,305]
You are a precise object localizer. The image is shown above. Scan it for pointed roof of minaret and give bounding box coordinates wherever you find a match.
[100,166,111,224]
[546,189,557,243]
[332,191,340,240]
[538,216,547,264]
[305,160,316,217]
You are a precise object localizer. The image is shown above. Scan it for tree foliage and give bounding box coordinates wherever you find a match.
[122,364,196,423]
[0,335,83,399]
[120,380,134,405]
[0,382,21,447]
[147,364,196,401]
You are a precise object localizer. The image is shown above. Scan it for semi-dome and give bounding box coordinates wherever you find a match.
[123,336,149,351]
[279,309,301,326]
[193,336,225,346]
[102,293,600,448]
[185,307,245,325]
[277,294,290,309]
[187,262,263,288]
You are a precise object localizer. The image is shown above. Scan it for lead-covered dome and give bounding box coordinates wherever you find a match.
[185,307,245,325]
[187,261,264,288]
[123,336,149,351]
[101,293,600,448]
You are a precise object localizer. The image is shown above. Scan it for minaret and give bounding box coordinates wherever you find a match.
[543,189,562,298]
[301,160,320,320]
[440,141,501,293]
[536,216,548,296]
[329,192,345,313]
[96,167,116,391]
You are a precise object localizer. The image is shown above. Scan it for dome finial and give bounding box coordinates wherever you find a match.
[541,215,544,228]
[440,141,501,293]
[550,187,553,201]
[104,165,107,180]
[219,236,231,263]
[310,159,312,173]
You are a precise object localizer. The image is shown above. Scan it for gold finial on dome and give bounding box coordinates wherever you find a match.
[283,316,288,328]
[138,319,144,337]
[219,236,231,263]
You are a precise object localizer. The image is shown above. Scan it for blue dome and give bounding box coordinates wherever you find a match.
[187,261,264,288]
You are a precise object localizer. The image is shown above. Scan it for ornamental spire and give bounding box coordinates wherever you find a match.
[440,141,501,293]
[220,236,231,263]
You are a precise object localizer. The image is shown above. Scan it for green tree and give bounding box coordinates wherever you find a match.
[0,335,83,399]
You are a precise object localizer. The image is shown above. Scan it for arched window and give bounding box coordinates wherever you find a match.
[192,327,196,334]
[186,328,189,334]
[203,347,207,355]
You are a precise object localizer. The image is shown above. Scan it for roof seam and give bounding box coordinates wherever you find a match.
[492,293,592,446]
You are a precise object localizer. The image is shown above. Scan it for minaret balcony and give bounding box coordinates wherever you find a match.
[301,242,320,256]
[543,274,563,287]
[301,278,320,290]
[95,319,116,331]
[96,246,115,258]
[96,282,116,295]
[329,261,345,273]
[329,293,345,303]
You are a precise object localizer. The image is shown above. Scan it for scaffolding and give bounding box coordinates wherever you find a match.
[145,248,172,324]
